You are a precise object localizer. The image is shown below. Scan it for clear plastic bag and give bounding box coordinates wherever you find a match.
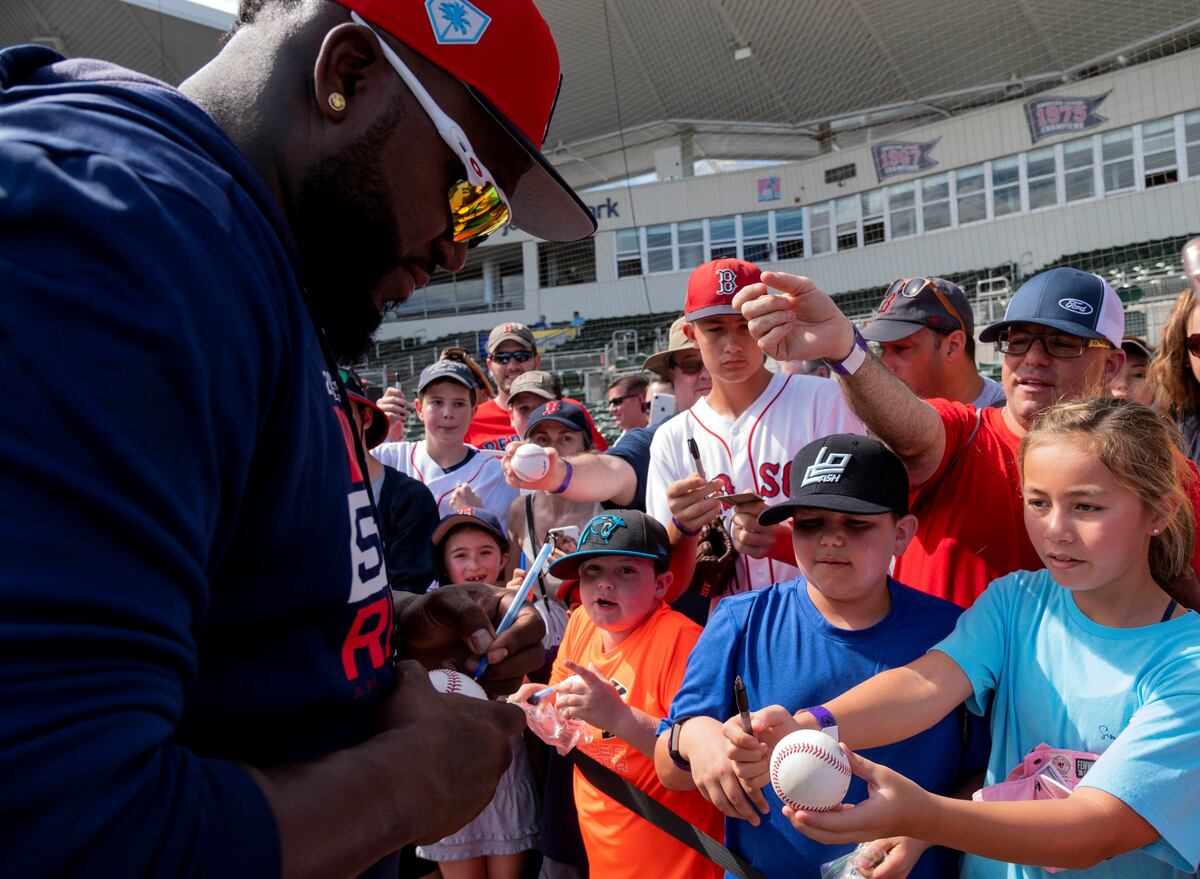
[819,843,888,879]
[514,696,593,755]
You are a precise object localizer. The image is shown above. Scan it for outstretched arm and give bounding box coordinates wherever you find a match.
[786,750,1157,872]
[725,652,973,793]
[734,272,949,486]
[502,440,639,508]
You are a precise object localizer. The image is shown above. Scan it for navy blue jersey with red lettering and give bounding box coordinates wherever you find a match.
[0,46,394,877]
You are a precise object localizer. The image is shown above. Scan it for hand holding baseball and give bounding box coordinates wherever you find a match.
[782,748,930,847]
[666,475,722,535]
[378,387,412,441]
[724,704,803,792]
[556,661,628,732]
[733,272,855,364]
[375,660,524,844]
[393,582,546,696]
[502,440,564,491]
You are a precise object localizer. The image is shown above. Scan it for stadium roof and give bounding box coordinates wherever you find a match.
[3,0,1198,189]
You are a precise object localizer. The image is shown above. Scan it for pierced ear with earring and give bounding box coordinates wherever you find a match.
[328,92,346,112]
[1152,528,1162,535]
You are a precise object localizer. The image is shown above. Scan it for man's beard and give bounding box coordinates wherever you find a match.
[294,104,403,361]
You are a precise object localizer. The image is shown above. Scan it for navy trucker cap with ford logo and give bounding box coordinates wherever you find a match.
[978,267,1124,347]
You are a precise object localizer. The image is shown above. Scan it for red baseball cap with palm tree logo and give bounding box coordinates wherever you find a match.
[333,0,595,242]
[684,258,762,321]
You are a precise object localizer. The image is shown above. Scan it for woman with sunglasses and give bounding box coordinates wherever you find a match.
[1149,238,1200,464]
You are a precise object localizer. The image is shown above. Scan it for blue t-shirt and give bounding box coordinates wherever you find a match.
[0,47,396,876]
[935,570,1200,878]
[660,577,986,879]
[603,422,659,511]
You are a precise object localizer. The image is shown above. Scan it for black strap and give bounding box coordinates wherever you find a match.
[568,750,766,879]
[911,407,983,517]
[1162,599,1178,623]
[524,494,550,606]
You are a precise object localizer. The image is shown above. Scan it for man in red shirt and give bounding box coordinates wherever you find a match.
[466,321,606,451]
[735,267,1200,609]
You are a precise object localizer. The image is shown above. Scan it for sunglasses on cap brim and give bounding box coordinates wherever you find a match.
[352,12,511,244]
[884,277,967,336]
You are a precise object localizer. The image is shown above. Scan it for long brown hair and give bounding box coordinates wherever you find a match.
[1019,397,1195,591]
[1149,290,1200,416]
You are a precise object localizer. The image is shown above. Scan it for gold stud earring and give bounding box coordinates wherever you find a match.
[328,92,346,112]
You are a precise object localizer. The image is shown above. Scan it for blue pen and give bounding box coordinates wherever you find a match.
[475,541,554,680]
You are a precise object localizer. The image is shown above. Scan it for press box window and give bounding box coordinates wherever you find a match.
[922,174,951,232]
[955,165,986,224]
[834,196,858,251]
[1101,129,1135,194]
[1186,111,1200,178]
[775,208,805,260]
[1141,118,1178,187]
[992,158,1021,217]
[615,228,643,278]
[1026,147,1058,210]
[1063,139,1095,202]
[860,191,884,245]
[886,183,916,238]
[742,213,771,262]
[709,215,737,260]
[538,239,596,288]
[677,220,705,269]
[646,224,674,274]
[809,203,833,256]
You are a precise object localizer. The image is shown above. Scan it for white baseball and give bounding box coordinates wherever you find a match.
[428,668,488,700]
[511,443,551,481]
[770,729,851,811]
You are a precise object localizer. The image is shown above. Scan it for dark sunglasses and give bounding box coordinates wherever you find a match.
[489,350,534,365]
[1187,333,1200,356]
[883,277,967,335]
[668,355,705,375]
[996,329,1112,359]
[607,392,642,408]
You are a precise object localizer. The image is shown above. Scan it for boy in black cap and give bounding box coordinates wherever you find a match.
[341,368,438,596]
[655,436,985,879]
[513,510,723,879]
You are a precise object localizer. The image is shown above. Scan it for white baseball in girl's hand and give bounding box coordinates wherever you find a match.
[511,444,551,482]
[428,668,488,700]
[770,729,851,811]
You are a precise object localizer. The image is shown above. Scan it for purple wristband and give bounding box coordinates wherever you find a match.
[801,705,837,731]
[550,460,573,494]
[672,516,702,537]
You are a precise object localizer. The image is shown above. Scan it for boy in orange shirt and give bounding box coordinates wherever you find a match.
[514,510,722,879]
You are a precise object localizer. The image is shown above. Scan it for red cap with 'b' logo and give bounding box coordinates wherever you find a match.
[684,258,762,322]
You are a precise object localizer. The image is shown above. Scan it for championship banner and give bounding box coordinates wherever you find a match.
[871,139,940,182]
[1024,92,1110,143]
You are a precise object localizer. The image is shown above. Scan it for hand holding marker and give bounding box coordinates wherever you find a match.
[474,540,555,680]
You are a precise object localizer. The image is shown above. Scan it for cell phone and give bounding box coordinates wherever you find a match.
[547,525,580,548]
[649,392,676,427]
